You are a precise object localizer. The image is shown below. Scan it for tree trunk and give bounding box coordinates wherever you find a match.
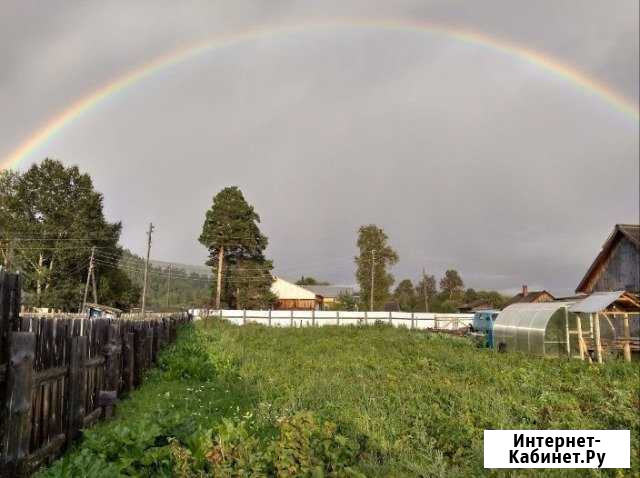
[215,245,224,309]
[45,256,54,291]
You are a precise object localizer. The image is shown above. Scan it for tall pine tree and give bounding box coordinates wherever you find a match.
[199,187,275,309]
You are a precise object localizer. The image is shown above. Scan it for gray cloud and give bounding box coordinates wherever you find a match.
[1,1,638,296]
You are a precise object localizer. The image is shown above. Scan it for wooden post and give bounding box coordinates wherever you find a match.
[290,310,293,328]
[311,309,315,327]
[336,311,340,326]
[66,335,87,444]
[242,309,247,326]
[564,308,571,357]
[133,328,146,387]
[122,332,135,392]
[434,315,439,330]
[103,324,122,393]
[575,315,585,361]
[593,313,603,364]
[268,309,272,327]
[1,332,35,476]
[622,313,631,363]
[145,327,153,370]
[364,311,368,326]
[388,311,392,325]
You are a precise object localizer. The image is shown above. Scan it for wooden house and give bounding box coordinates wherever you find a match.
[576,224,640,294]
[503,285,555,308]
[270,277,321,310]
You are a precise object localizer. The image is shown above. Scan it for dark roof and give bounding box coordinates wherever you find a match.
[503,290,554,308]
[576,224,640,293]
[457,299,493,311]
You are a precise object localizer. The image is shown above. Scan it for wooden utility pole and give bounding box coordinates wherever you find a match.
[81,246,95,313]
[422,268,429,312]
[141,222,154,315]
[166,263,172,309]
[370,249,376,311]
[91,263,98,304]
[215,245,224,310]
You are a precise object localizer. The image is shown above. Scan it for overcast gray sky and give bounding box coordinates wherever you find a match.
[1,1,638,295]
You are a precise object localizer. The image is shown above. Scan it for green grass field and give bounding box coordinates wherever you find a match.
[39,321,639,477]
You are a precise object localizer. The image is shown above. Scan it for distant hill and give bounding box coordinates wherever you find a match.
[150,259,212,276]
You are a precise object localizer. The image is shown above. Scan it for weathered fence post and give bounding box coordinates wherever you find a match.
[1,332,35,476]
[364,311,368,326]
[101,324,122,418]
[268,309,272,327]
[146,327,154,369]
[122,332,135,392]
[65,335,87,445]
[289,310,293,328]
[336,311,340,326]
[103,323,122,392]
[388,311,392,325]
[133,327,146,387]
[311,309,315,327]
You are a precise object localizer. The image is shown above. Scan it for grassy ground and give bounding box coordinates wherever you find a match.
[39,321,639,477]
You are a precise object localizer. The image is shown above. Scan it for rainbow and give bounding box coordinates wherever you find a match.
[3,18,638,170]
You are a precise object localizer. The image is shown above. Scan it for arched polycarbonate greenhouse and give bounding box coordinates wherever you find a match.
[493,301,578,356]
[493,291,640,362]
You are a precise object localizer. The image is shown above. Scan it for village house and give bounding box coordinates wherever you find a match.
[457,299,494,313]
[576,224,640,294]
[503,285,555,308]
[270,277,321,310]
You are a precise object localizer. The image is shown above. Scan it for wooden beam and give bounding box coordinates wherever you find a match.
[622,313,631,362]
[575,315,585,361]
[593,313,603,364]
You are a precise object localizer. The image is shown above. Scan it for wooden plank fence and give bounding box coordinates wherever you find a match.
[0,270,191,476]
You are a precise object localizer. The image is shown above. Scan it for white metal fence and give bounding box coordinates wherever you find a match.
[189,309,474,331]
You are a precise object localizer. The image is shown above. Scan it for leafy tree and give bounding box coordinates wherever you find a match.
[464,288,478,304]
[0,159,134,311]
[333,291,359,311]
[199,187,274,309]
[295,276,330,286]
[439,269,464,301]
[393,279,417,311]
[355,225,398,310]
[415,272,437,312]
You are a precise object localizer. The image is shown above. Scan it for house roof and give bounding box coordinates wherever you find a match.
[457,299,493,311]
[576,224,640,293]
[503,290,554,308]
[270,277,317,300]
[302,285,357,298]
